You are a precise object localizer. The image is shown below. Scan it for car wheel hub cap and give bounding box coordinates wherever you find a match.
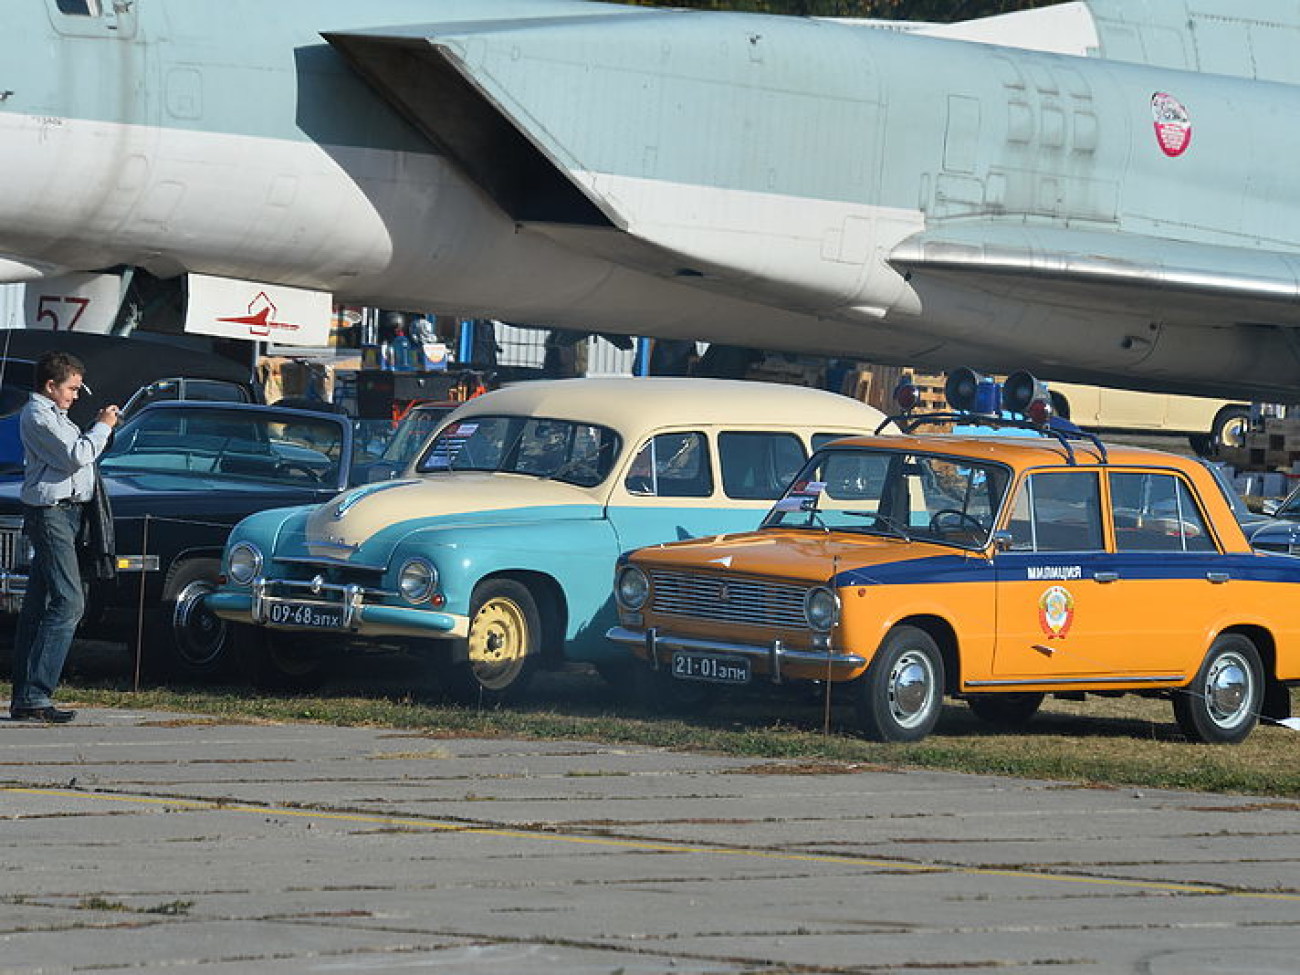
[173,580,226,667]
[890,651,934,727]
[1207,655,1249,725]
[469,598,528,690]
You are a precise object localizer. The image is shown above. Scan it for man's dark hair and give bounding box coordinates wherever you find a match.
[34,350,86,390]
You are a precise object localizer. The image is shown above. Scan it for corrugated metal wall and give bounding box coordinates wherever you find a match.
[493,322,547,368]
[492,322,635,377]
[0,284,24,329]
[583,336,636,376]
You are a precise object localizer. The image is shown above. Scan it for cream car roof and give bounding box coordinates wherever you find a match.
[446,377,885,432]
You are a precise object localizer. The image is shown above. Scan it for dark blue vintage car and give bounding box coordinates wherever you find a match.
[0,330,256,476]
[0,401,356,681]
[1248,482,1300,555]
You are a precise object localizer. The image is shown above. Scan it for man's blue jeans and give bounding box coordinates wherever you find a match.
[11,503,84,710]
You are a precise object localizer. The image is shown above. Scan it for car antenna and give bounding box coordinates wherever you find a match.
[822,554,839,736]
[0,318,11,390]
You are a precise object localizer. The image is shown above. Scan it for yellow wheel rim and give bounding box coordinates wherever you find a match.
[467,596,530,692]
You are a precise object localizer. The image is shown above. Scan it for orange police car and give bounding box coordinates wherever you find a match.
[608,374,1299,744]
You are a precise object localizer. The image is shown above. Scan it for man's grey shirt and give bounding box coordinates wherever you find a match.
[20,393,110,507]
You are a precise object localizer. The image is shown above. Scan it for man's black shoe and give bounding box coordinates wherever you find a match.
[9,706,76,723]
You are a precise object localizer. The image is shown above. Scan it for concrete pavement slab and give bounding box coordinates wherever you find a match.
[3,708,1299,973]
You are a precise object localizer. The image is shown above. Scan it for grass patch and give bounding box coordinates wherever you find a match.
[77,896,129,912]
[143,899,194,916]
[25,672,1300,798]
[73,896,194,916]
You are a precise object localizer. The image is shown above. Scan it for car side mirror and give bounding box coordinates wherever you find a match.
[992,530,1015,552]
[1262,499,1280,516]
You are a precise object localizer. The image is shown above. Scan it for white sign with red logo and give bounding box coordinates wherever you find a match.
[1152,92,1192,158]
[185,273,332,347]
[24,272,123,333]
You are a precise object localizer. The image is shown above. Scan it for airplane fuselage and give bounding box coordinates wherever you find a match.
[4,0,1300,399]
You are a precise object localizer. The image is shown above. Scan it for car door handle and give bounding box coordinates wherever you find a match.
[1093,571,1119,583]
[1206,571,1230,584]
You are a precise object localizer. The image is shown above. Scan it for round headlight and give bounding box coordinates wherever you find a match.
[616,565,650,611]
[227,542,263,586]
[398,558,437,604]
[804,586,840,633]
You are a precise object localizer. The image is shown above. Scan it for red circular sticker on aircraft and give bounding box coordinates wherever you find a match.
[1152,92,1192,157]
[1038,585,1075,639]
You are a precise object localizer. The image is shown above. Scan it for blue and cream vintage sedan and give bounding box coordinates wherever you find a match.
[206,378,885,697]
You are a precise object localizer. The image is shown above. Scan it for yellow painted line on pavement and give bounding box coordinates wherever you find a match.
[6,785,1299,902]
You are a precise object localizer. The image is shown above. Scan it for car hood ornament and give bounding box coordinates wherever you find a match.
[333,479,418,518]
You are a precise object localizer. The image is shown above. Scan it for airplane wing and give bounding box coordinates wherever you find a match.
[321,12,753,281]
[889,223,1300,329]
[322,15,636,231]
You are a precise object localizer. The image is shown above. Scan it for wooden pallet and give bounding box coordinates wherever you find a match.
[847,365,951,412]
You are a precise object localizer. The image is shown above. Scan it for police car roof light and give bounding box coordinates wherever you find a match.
[1003,370,1050,417]
[893,375,920,412]
[1026,397,1052,426]
[875,366,1108,466]
[943,367,983,412]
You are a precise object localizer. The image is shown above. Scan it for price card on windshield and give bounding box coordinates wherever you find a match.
[774,480,825,510]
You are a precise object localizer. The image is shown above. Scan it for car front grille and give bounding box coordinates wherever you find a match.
[0,517,30,572]
[648,570,808,629]
[0,516,31,611]
[272,557,386,588]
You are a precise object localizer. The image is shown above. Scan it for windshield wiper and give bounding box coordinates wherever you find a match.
[781,506,831,533]
[844,510,911,540]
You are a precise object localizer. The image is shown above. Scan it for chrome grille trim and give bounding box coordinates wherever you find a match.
[648,570,809,628]
[0,519,30,613]
[274,556,386,573]
[0,519,30,573]
[261,577,395,601]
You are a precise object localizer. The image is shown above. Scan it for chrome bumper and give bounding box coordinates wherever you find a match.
[1,557,157,614]
[606,625,866,684]
[206,578,470,640]
[0,569,26,614]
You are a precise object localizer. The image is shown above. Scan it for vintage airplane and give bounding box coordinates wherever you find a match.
[4,0,1300,399]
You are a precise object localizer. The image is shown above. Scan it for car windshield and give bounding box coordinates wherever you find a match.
[416,414,621,488]
[100,408,345,487]
[382,405,454,464]
[762,446,1011,549]
[1269,481,1300,519]
[1194,458,1258,524]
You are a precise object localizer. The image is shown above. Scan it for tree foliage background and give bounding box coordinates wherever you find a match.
[625,0,1054,22]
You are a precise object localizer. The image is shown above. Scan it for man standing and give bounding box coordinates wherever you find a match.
[10,351,119,723]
